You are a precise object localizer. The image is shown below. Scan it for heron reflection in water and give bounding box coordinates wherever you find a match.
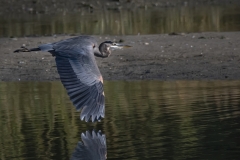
[71,130,107,160]
[14,36,131,122]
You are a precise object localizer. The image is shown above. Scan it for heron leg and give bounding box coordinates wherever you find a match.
[14,46,40,53]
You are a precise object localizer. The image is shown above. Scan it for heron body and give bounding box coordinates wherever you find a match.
[14,36,131,122]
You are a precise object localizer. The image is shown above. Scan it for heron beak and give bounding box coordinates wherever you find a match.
[110,43,132,49]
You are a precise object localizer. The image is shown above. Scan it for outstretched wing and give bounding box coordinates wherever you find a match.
[55,48,105,122]
[71,130,107,160]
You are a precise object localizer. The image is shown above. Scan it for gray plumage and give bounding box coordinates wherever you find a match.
[14,36,131,122]
[71,130,107,160]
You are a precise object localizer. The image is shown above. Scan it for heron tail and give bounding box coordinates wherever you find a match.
[14,46,40,53]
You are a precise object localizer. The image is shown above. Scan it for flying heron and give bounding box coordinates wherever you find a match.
[14,36,131,122]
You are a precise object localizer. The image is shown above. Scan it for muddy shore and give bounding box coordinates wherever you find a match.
[0,32,239,81]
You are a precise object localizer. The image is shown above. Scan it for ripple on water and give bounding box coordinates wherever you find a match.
[0,80,240,159]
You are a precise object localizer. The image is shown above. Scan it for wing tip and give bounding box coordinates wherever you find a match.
[80,104,105,122]
[81,114,104,122]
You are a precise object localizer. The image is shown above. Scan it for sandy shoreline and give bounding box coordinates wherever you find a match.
[0,32,239,81]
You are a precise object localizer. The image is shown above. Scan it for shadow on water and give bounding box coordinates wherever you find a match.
[71,130,107,160]
[0,81,240,159]
[0,5,240,37]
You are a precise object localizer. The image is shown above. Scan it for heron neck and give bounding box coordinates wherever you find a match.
[101,50,111,58]
[98,47,111,58]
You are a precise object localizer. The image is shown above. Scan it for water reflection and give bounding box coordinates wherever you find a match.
[0,5,240,37]
[71,130,107,160]
[0,81,240,159]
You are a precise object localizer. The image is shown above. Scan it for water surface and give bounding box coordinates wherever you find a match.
[0,81,240,159]
[0,5,240,37]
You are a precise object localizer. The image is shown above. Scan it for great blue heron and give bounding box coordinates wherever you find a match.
[14,36,131,122]
[71,130,107,160]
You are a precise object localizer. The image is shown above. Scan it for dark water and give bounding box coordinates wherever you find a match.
[0,5,240,37]
[0,81,240,159]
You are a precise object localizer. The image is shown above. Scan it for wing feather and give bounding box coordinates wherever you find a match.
[55,48,105,122]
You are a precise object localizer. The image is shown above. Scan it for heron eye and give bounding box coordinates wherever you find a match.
[113,43,116,45]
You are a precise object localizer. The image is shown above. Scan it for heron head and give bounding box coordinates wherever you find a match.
[101,41,131,50]
[97,41,131,58]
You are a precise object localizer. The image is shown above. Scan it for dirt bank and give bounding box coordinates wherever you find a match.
[1,0,240,14]
[0,32,240,81]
